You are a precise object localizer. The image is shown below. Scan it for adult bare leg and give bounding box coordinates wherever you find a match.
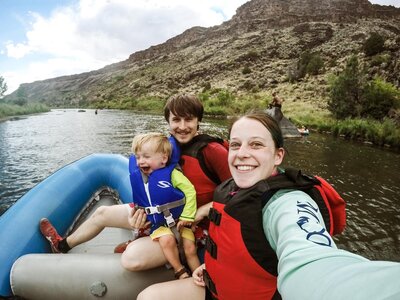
[121,236,168,271]
[137,277,205,300]
[66,204,131,248]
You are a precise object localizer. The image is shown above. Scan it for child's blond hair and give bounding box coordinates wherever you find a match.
[131,132,172,159]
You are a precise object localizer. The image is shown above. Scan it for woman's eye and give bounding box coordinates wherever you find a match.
[250,142,264,149]
[229,143,240,149]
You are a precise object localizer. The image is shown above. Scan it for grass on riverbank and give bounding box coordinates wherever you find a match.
[0,103,50,120]
[92,89,399,149]
[3,89,399,149]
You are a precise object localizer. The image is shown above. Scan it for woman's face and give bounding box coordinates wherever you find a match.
[168,112,199,145]
[228,117,284,189]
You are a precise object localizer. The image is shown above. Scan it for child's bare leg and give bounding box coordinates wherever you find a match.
[183,238,200,273]
[67,204,130,248]
[159,234,188,279]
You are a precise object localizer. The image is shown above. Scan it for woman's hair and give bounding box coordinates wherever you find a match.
[228,111,284,149]
[164,94,204,122]
[131,132,172,159]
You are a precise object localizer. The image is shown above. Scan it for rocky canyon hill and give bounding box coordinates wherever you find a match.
[5,0,400,110]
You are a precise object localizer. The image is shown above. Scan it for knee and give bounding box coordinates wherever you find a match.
[137,286,158,300]
[159,235,176,249]
[120,245,146,271]
[183,241,196,256]
[91,206,109,222]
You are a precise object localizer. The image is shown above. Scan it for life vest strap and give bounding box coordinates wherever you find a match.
[203,269,218,297]
[142,198,185,215]
[205,235,218,259]
[162,209,177,228]
[208,208,221,225]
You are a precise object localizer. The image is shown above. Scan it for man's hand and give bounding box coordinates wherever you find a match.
[128,205,151,229]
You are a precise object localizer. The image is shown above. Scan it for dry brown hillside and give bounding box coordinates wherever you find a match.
[4,0,400,113]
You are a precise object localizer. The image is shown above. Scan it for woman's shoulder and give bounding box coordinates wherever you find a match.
[263,189,312,213]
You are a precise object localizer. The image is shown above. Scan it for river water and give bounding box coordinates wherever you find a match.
[0,109,399,261]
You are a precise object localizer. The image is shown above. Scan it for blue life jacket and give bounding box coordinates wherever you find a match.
[129,136,185,229]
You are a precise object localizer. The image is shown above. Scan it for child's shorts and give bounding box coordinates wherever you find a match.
[150,225,195,242]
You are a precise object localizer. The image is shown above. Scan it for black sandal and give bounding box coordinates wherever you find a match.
[174,266,189,279]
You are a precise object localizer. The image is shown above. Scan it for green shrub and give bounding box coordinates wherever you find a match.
[363,32,385,56]
[360,77,399,120]
[242,66,252,75]
[289,51,324,81]
[328,56,364,119]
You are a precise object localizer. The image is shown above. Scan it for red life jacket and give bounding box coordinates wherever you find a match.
[180,134,226,207]
[204,169,346,299]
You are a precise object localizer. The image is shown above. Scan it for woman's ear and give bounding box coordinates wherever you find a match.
[274,147,285,166]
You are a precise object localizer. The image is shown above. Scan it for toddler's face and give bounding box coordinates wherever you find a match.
[135,142,168,176]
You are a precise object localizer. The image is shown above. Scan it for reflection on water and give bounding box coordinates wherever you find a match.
[283,135,400,261]
[0,109,399,261]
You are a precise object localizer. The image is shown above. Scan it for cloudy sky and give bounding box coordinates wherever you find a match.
[0,0,399,95]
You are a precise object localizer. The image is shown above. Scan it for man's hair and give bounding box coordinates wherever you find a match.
[164,94,204,122]
[131,132,172,159]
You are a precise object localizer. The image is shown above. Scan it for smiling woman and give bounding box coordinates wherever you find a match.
[227,115,284,189]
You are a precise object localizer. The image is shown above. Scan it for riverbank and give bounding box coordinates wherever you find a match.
[0,103,50,121]
[3,95,399,149]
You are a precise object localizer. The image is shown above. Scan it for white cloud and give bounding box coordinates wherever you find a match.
[6,42,32,59]
[3,0,249,94]
[371,0,400,6]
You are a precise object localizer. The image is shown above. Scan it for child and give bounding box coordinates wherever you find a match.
[129,132,200,279]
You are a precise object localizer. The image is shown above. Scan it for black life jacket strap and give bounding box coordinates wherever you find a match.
[208,207,222,225]
[205,235,218,259]
[203,269,218,297]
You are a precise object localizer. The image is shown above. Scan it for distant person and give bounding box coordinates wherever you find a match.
[95,109,98,115]
[40,132,200,279]
[268,91,284,122]
[270,91,284,108]
[137,111,400,300]
[298,125,309,136]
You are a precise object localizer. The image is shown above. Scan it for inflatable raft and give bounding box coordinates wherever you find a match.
[0,154,172,299]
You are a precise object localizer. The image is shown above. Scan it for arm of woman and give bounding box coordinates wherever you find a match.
[263,190,400,300]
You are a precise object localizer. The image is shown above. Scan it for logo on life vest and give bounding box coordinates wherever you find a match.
[157,181,172,188]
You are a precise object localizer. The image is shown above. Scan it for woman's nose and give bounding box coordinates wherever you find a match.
[237,145,250,158]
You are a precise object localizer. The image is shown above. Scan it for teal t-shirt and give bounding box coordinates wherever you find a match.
[262,189,400,300]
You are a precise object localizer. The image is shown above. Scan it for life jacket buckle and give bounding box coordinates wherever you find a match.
[164,214,176,227]
[144,205,161,215]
